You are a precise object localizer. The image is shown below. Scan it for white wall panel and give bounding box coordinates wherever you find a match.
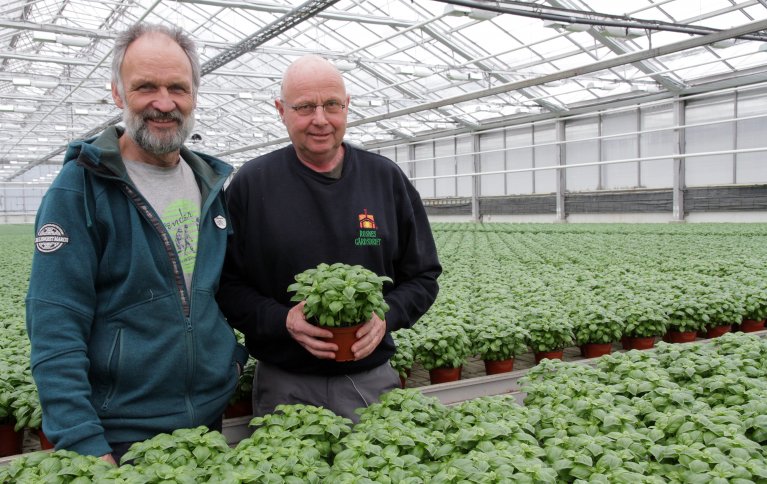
[685,95,735,187]
[640,105,674,188]
[602,110,639,189]
[505,126,534,194]
[413,143,435,197]
[478,132,505,196]
[534,125,557,193]
[368,86,764,203]
[456,135,474,197]
[434,139,457,197]
[565,118,599,192]
[736,89,767,184]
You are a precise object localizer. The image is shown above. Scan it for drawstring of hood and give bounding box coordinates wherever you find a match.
[82,169,94,229]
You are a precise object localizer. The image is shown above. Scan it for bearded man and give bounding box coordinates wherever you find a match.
[26,22,247,465]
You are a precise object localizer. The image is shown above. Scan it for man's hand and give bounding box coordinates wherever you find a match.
[100,453,117,466]
[351,313,386,361]
[286,301,337,359]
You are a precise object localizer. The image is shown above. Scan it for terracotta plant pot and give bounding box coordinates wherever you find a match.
[663,330,697,343]
[483,358,514,375]
[626,336,656,350]
[705,324,732,339]
[428,366,462,384]
[740,319,766,333]
[326,323,363,362]
[224,399,253,419]
[38,430,55,450]
[620,336,631,350]
[0,420,24,457]
[534,349,564,363]
[581,342,612,359]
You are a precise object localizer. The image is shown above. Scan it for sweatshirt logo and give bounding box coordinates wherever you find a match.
[35,223,70,253]
[355,209,381,246]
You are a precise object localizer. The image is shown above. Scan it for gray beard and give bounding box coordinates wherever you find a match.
[123,109,194,155]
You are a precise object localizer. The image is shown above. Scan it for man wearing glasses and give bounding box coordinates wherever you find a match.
[217,55,441,422]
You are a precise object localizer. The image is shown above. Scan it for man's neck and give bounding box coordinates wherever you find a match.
[119,134,181,168]
[297,144,344,174]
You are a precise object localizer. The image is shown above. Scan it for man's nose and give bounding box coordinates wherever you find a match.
[152,88,176,112]
[310,107,329,124]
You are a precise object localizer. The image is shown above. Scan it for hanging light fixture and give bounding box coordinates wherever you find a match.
[32,31,91,47]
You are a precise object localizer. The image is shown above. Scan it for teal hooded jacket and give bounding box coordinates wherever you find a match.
[26,126,248,457]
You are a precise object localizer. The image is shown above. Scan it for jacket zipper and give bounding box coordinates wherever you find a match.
[119,183,190,317]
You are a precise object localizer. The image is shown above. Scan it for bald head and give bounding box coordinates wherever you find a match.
[281,55,346,100]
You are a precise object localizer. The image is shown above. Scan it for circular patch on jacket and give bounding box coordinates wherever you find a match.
[35,223,70,253]
[214,215,227,230]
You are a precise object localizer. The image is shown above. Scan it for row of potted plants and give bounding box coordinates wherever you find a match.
[392,223,767,385]
[392,309,766,387]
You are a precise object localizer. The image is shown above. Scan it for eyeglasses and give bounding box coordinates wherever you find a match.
[288,100,346,116]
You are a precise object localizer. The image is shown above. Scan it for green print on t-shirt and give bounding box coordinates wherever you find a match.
[163,199,200,274]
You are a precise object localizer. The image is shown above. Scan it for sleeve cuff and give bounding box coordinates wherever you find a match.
[234,344,250,367]
[67,434,113,458]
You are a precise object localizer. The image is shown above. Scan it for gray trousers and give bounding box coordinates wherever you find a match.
[252,361,400,423]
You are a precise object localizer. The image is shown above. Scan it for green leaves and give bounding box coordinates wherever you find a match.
[288,262,392,328]
[411,320,472,371]
[120,426,230,467]
[468,314,529,361]
[0,227,37,430]
[523,313,575,353]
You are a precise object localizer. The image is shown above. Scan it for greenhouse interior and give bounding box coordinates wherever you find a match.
[2,0,767,482]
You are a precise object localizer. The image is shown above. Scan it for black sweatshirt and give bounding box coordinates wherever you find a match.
[217,143,441,375]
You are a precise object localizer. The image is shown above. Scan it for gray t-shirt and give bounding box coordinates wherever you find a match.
[124,157,201,292]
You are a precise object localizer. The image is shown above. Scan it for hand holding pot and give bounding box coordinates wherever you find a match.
[351,313,386,361]
[286,301,337,359]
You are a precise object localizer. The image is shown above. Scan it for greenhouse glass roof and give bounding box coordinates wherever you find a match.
[1,0,766,183]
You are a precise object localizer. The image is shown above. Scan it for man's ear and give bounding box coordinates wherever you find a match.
[111,82,125,109]
[275,99,286,123]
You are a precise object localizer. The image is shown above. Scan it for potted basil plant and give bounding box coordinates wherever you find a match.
[620,301,668,350]
[570,305,623,358]
[390,328,415,388]
[288,262,392,361]
[468,314,529,375]
[522,312,575,364]
[664,287,708,343]
[412,318,472,384]
[740,277,767,332]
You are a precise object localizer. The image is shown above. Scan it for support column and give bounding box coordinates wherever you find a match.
[407,144,416,179]
[555,120,566,222]
[672,97,685,222]
[472,134,481,222]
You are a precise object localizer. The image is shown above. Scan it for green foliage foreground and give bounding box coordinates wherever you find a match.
[3,332,767,483]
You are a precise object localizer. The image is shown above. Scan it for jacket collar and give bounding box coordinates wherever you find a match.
[65,125,232,185]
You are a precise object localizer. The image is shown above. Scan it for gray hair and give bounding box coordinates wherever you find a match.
[111,23,201,98]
